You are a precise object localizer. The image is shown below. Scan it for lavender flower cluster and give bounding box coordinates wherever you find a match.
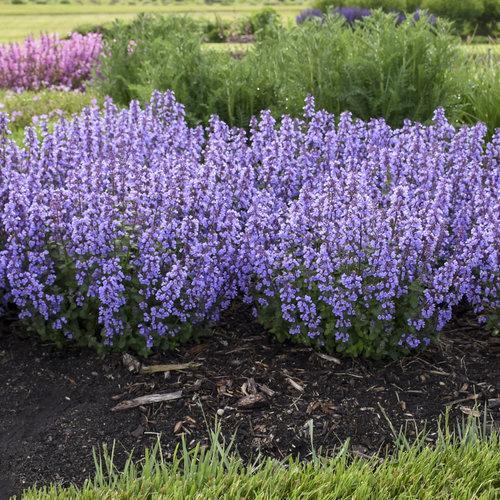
[244,98,499,357]
[296,8,325,25]
[0,33,102,91]
[0,92,498,357]
[0,93,249,353]
[296,7,437,27]
[296,6,371,25]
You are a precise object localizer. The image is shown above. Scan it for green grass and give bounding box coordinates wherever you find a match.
[206,41,500,57]
[0,2,305,41]
[20,416,500,499]
[0,89,98,142]
[461,42,500,63]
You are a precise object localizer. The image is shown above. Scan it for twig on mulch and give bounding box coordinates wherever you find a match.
[112,390,183,411]
[316,352,341,365]
[286,377,304,392]
[122,353,201,374]
[446,393,480,407]
[258,383,276,397]
[141,362,201,374]
[331,372,364,379]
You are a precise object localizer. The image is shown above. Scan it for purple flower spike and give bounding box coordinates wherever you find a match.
[0,92,497,357]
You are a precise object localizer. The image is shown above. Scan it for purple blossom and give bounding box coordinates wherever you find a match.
[333,7,372,25]
[397,10,438,26]
[244,105,499,356]
[0,92,497,357]
[296,9,324,25]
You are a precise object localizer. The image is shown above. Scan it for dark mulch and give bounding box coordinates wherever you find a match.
[0,306,498,499]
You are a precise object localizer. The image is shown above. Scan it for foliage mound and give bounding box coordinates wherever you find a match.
[96,13,478,131]
[0,92,498,357]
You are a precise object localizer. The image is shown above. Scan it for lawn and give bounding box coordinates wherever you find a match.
[460,42,500,61]
[0,1,306,41]
[0,2,497,63]
[21,421,500,499]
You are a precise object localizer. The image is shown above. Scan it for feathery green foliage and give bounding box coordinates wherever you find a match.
[96,13,487,130]
[96,16,226,125]
[461,59,500,137]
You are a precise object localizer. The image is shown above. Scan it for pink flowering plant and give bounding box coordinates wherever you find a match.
[0,33,102,91]
[0,92,497,357]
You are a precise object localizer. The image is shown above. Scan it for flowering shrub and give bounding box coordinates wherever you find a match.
[0,92,498,357]
[334,6,373,24]
[0,33,102,91]
[0,92,249,354]
[297,6,437,26]
[243,98,499,358]
[313,0,498,35]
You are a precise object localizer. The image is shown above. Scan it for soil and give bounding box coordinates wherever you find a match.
[0,305,498,499]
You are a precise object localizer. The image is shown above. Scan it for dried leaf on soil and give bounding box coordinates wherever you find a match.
[236,393,267,409]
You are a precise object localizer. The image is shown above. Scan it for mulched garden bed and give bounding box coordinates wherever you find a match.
[0,305,498,499]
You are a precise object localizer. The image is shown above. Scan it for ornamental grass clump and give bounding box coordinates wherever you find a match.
[0,92,497,357]
[0,33,102,91]
[243,98,499,358]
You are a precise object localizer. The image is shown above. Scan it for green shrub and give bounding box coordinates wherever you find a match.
[96,15,227,124]
[422,0,499,35]
[202,16,231,42]
[313,0,498,35]
[247,7,281,35]
[96,13,473,129]
[461,62,500,135]
[422,0,484,22]
[73,22,113,36]
[405,0,423,10]
[201,9,281,43]
[362,0,407,10]
[225,12,467,127]
[477,0,500,35]
[314,0,414,13]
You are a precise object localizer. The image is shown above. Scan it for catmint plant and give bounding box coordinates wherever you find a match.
[0,92,497,357]
[244,99,499,358]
